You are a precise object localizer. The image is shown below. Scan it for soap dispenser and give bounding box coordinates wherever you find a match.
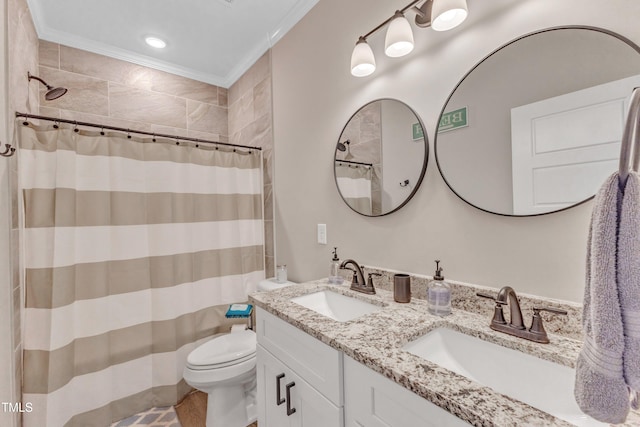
[329,247,344,284]
[428,260,451,316]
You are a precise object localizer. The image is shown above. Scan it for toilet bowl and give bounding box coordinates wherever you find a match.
[183,278,295,427]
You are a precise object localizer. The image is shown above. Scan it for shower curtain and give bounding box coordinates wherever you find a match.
[18,123,265,427]
[335,163,373,215]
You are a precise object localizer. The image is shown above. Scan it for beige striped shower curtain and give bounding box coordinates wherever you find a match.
[19,123,265,427]
[335,163,373,215]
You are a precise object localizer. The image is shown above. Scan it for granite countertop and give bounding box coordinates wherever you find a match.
[249,281,640,427]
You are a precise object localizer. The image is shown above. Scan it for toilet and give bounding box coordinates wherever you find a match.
[183,278,295,427]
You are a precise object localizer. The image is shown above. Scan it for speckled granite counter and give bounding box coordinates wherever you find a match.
[249,281,640,427]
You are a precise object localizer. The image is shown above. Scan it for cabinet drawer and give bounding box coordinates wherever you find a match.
[256,308,343,405]
[344,356,471,427]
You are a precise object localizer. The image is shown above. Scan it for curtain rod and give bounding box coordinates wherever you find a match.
[335,159,373,167]
[15,112,262,152]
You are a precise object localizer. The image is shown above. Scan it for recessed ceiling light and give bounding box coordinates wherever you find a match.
[145,37,166,49]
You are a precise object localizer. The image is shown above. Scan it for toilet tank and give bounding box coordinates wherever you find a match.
[257,278,297,292]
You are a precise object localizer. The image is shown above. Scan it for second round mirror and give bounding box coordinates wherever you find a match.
[334,99,428,216]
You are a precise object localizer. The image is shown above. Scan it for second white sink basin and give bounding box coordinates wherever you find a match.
[403,327,605,427]
[290,290,382,322]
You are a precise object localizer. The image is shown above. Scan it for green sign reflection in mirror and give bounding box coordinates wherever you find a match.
[435,27,640,216]
[334,99,428,216]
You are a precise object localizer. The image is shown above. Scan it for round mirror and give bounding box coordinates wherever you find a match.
[436,27,640,216]
[334,99,428,216]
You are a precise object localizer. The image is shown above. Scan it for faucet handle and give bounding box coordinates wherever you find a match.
[476,292,507,305]
[533,306,568,316]
[367,273,382,288]
[341,267,359,284]
[529,307,568,342]
[476,292,507,325]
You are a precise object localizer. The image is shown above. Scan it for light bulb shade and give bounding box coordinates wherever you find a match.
[351,38,376,77]
[384,13,414,58]
[431,0,468,31]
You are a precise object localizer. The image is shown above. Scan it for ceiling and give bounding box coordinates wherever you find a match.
[27,0,319,88]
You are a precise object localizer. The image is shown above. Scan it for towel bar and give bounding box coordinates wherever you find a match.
[618,87,640,188]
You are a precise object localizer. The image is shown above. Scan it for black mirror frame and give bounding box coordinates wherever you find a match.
[334,98,429,217]
[434,26,640,217]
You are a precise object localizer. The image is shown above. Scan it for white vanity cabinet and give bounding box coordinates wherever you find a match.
[256,306,470,427]
[256,308,344,427]
[344,355,471,427]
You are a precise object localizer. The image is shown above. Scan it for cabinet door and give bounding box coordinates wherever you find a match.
[344,356,471,427]
[258,345,343,427]
[257,345,291,427]
[256,308,343,405]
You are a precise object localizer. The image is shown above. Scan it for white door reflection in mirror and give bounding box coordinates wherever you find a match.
[511,74,640,215]
[436,27,640,216]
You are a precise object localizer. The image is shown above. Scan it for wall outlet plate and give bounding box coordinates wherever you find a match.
[317,224,327,245]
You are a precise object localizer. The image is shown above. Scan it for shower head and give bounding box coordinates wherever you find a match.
[336,140,354,160]
[28,72,68,101]
[337,140,350,152]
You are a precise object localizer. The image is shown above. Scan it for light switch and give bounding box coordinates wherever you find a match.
[317,224,327,244]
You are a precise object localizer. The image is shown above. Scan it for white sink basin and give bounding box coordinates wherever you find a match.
[290,290,382,322]
[403,328,605,427]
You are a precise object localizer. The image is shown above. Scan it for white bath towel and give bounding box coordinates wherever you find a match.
[618,171,640,408]
[574,172,630,423]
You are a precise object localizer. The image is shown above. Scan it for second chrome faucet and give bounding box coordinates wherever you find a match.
[477,286,567,344]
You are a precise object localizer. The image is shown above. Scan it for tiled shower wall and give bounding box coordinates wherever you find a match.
[6,0,40,426]
[228,52,276,276]
[336,102,383,215]
[37,42,229,143]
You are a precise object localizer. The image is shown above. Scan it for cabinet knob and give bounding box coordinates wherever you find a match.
[276,373,285,406]
[286,381,297,416]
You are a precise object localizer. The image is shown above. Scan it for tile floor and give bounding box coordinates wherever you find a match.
[111,406,180,427]
[111,404,258,427]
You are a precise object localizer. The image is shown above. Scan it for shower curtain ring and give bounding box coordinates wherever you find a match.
[127,129,131,139]
[152,133,156,142]
[0,144,15,157]
[53,120,59,129]
[73,121,79,133]
[100,127,104,136]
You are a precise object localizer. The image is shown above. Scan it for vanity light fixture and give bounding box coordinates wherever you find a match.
[350,0,468,77]
[385,11,414,58]
[145,36,167,49]
[351,37,376,77]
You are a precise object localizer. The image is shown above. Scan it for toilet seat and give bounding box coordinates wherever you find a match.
[186,330,256,370]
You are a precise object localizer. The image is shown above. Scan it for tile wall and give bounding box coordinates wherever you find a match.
[7,0,40,425]
[37,42,229,141]
[336,102,383,215]
[228,51,276,276]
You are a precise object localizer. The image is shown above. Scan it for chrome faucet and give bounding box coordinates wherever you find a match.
[339,259,376,294]
[477,286,567,344]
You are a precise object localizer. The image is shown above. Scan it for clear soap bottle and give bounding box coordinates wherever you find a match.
[329,247,344,284]
[428,260,451,316]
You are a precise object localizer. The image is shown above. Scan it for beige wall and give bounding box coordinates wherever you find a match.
[272,0,640,302]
